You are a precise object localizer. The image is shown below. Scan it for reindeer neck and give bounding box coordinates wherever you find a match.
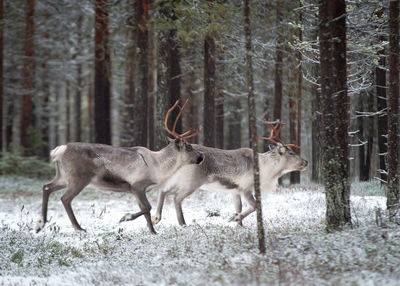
[259,151,285,180]
[151,147,183,176]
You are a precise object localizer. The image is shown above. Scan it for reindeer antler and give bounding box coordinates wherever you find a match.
[164,99,201,140]
[262,121,300,149]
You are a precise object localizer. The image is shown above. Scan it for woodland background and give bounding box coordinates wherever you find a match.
[0,0,399,189]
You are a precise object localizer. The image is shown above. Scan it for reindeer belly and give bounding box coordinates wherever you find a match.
[201,177,239,193]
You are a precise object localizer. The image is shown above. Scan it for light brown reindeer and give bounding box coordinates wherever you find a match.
[36,100,203,234]
[152,121,307,226]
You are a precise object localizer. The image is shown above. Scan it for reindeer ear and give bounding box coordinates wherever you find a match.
[278,143,286,155]
[174,138,184,150]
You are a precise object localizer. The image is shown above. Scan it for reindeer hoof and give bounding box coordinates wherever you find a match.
[151,215,160,224]
[35,219,44,233]
[229,213,242,222]
[119,213,134,223]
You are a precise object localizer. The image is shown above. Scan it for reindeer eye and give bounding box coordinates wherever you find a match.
[186,144,193,151]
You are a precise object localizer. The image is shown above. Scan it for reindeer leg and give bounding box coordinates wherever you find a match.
[151,188,169,224]
[233,193,243,227]
[37,180,65,232]
[61,180,90,231]
[37,162,66,232]
[231,189,256,223]
[174,188,197,226]
[119,182,156,234]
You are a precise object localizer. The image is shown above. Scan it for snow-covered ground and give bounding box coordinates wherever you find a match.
[0,176,399,285]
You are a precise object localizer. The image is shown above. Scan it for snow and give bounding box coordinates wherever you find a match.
[0,176,399,286]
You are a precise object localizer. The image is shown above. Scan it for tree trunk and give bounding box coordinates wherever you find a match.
[0,0,3,152]
[319,0,351,229]
[244,0,265,254]
[75,15,83,142]
[88,78,95,143]
[154,28,170,150]
[21,0,35,154]
[228,98,241,149]
[387,0,399,212]
[375,8,388,184]
[203,34,216,147]
[332,0,350,223]
[289,89,298,183]
[358,93,374,182]
[293,3,302,184]
[273,3,283,122]
[135,0,149,147]
[121,22,135,147]
[66,82,70,142]
[147,16,156,150]
[168,29,182,134]
[94,0,111,144]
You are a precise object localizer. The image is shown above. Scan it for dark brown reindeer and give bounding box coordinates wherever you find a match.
[36,100,203,234]
[152,121,307,226]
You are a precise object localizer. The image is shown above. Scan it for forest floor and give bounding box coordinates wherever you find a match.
[0,176,399,286]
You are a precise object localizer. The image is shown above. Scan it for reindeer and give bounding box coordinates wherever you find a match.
[152,122,308,226]
[36,100,203,234]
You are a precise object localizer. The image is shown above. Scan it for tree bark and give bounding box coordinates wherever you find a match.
[244,0,265,254]
[121,21,135,147]
[94,0,111,144]
[21,0,35,154]
[387,0,399,212]
[293,3,302,184]
[66,82,70,142]
[203,34,216,147]
[227,98,241,149]
[273,3,283,122]
[135,0,149,147]
[0,0,3,152]
[75,15,83,142]
[319,0,351,229]
[375,8,388,184]
[147,14,156,150]
[168,29,182,134]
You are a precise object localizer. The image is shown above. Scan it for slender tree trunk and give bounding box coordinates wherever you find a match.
[135,0,149,147]
[66,82,70,142]
[293,3,303,183]
[0,0,3,153]
[228,98,242,149]
[289,89,298,183]
[21,0,35,154]
[88,78,95,143]
[203,34,216,147]
[154,28,169,150]
[168,29,182,133]
[244,0,265,254]
[387,0,399,212]
[358,93,374,181]
[273,3,283,122]
[121,22,135,146]
[148,17,156,150]
[75,15,83,142]
[311,27,321,182]
[375,8,388,184]
[94,0,111,144]
[376,45,388,184]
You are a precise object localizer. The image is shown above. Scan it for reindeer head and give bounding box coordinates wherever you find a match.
[164,100,204,165]
[263,122,308,173]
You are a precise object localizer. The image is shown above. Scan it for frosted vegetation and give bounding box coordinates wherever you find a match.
[0,175,399,285]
